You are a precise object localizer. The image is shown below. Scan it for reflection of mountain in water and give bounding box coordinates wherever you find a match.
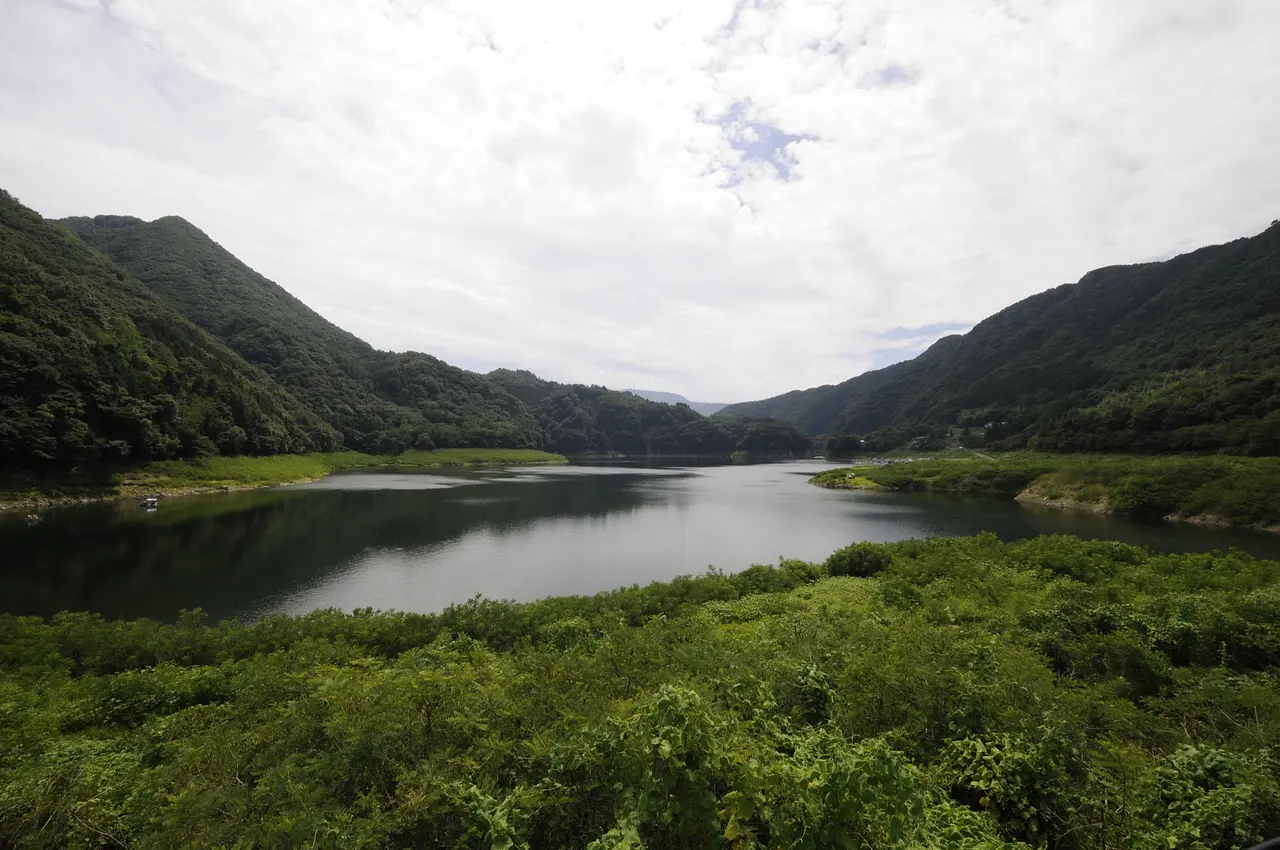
[0,473,662,621]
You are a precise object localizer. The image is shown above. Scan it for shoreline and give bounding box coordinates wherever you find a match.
[810,453,1280,535]
[2,450,568,514]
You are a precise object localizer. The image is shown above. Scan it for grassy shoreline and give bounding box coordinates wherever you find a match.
[4,534,1280,847]
[1,448,567,511]
[812,452,1280,531]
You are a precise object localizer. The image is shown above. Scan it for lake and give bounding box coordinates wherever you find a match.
[5,458,1280,622]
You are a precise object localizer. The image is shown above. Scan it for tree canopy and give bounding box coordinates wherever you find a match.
[61,215,545,453]
[0,191,339,466]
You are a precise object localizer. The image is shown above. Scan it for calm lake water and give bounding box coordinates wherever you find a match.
[6,459,1280,622]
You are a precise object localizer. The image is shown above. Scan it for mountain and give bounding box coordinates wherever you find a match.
[61,214,544,452]
[624,389,726,417]
[720,220,1280,455]
[490,370,811,456]
[53,209,809,459]
[0,191,339,467]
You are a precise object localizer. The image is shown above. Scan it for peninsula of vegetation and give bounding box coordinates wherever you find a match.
[812,453,1280,531]
[3,535,1279,848]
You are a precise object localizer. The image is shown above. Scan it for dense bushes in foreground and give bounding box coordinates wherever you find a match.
[4,535,1280,847]
[813,453,1280,528]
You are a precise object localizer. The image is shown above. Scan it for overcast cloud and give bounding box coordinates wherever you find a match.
[2,0,1277,402]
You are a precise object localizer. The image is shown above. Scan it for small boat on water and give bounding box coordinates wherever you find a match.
[140,496,159,510]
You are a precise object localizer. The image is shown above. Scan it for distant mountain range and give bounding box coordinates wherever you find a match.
[718,219,1280,455]
[624,390,726,417]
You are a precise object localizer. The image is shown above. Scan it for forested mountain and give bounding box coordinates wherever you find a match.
[721,220,1280,454]
[62,215,544,452]
[0,191,340,467]
[489,370,811,456]
[5,198,808,465]
[624,389,727,416]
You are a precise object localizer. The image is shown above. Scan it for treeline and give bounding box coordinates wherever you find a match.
[725,219,1280,457]
[4,535,1280,846]
[1,193,811,470]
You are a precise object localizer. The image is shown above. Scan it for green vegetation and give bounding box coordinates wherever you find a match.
[489,370,813,457]
[2,449,567,508]
[0,191,339,467]
[813,453,1280,528]
[122,449,565,495]
[722,220,1280,456]
[61,214,546,453]
[2,190,813,485]
[4,535,1280,847]
[12,208,813,462]
[812,468,884,489]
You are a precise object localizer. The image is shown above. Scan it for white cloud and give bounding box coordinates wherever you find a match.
[1,0,1277,401]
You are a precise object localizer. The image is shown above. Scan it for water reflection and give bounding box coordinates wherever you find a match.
[0,468,673,621]
[3,460,1279,622]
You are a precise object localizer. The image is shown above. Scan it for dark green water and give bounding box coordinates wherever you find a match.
[5,459,1280,622]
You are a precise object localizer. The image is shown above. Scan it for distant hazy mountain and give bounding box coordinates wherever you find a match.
[624,389,726,417]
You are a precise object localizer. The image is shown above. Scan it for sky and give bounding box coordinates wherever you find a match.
[1,0,1278,403]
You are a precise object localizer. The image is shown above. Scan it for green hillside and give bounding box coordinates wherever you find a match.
[62,215,545,453]
[37,209,810,461]
[488,369,812,456]
[720,221,1280,454]
[0,191,339,467]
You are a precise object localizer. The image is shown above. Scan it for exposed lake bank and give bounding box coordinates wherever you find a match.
[811,452,1280,532]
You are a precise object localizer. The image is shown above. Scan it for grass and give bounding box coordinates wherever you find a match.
[811,467,885,490]
[2,448,567,509]
[812,452,1280,529]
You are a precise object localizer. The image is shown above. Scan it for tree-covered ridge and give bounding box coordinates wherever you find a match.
[0,191,339,466]
[488,369,813,456]
[4,535,1280,847]
[62,215,545,453]
[720,221,1280,454]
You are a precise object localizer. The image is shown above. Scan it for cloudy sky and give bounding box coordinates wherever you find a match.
[2,0,1278,402]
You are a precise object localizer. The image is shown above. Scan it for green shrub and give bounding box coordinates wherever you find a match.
[4,535,1280,848]
[826,541,893,577]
